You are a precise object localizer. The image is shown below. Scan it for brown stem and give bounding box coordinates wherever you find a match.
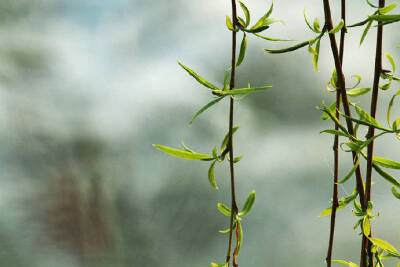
[362,1,385,267]
[322,0,366,209]
[326,1,346,266]
[226,0,239,266]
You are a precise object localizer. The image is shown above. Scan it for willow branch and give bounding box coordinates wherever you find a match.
[326,1,346,266]
[226,0,239,266]
[322,0,366,212]
[362,1,385,267]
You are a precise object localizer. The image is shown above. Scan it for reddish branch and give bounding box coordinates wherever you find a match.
[226,0,239,266]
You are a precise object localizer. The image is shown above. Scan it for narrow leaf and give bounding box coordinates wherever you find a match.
[237,33,247,67]
[369,14,400,22]
[369,238,399,254]
[189,96,225,125]
[208,161,218,190]
[239,190,255,216]
[338,157,360,184]
[385,53,396,73]
[373,164,400,189]
[373,157,400,169]
[361,19,373,45]
[363,217,371,237]
[313,38,321,72]
[211,263,228,267]
[213,86,272,96]
[265,40,310,54]
[178,62,219,90]
[217,203,232,216]
[221,126,240,151]
[153,145,214,160]
[254,33,292,41]
[329,19,344,34]
[392,187,400,200]
[226,16,235,31]
[347,87,371,97]
[379,3,398,15]
[237,220,243,255]
[239,1,250,27]
[332,260,359,267]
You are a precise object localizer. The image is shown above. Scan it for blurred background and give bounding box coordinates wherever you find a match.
[0,0,399,266]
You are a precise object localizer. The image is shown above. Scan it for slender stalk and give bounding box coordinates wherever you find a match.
[326,1,346,266]
[322,0,366,211]
[362,1,385,266]
[226,0,239,266]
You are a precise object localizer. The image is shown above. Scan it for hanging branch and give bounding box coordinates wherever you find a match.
[226,1,239,266]
[363,1,386,266]
[326,1,347,266]
[322,0,366,210]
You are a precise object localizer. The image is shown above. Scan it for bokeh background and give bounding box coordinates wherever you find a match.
[0,0,399,266]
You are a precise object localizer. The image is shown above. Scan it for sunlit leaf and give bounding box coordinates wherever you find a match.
[320,129,353,139]
[347,87,371,97]
[265,40,310,54]
[338,157,360,184]
[181,140,194,153]
[233,156,243,163]
[329,19,344,34]
[237,33,247,67]
[213,86,272,96]
[369,238,399,253]
[208,161,218,190]
[221,126,240,151]
[239,190,255,216]
[153,145,214,160]
[369,14,400,23]
[321,101,337,120]
[392,187,400,200]
[360,19,373,45]
[226,15,235,31]
[178,62,219,90]
[239,1,250,27]
[385,53,396,73]
[254,33,292,41]
[373,157,400,169]
[223,67,232,90]
[189,96,225,125]
[372,163,400,189]
[313,38,321,72]
[211,262,228,267]
[363,217,371,237]
[217,203,232,216]
[379,3,398,15]
[332,260,359,267]
[304,8,319,33]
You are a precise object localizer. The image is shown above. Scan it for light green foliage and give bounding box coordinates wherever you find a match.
[332,260,359,267]
[238,191,255,216]
[153,145,214,160]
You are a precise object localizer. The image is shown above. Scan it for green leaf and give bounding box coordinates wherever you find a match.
[212,147,218,158]
[353,104,383,128]
[233,156,243,163]
[211,262,228,267]
[321,101,337,120]
[181,140,194,153]
[347,75,362,89]
[332,260,359,267]
[221,126,240,151]
[320,129,353,139]
[265,40,310,54]
[313,38,321,72]
[329,19,344,34]
[226,16,235,31]
[372,164,400,189]
[217,203,232,216]
[369,238,399,254]
[363,217,371,237]
[347,87,371,97]
[338,157,360,184]
[223,67,231,90]
[237,33,247,67]
[239,190,255,216]
[369,14,400,22]
[373,157,400,169]
[237,220,243,254]
[213,86,272,96]
[208,161,218,190]
[366,0,378,8]
[254,33,292,41]
[360,19,373,45]
[385,53,396,73]
[320,188,358,216]
[153,145,214,160]
[266,0,274,18]
[304,8,319,33]
[392,187,400,200]
[178,62,219,90]
[379,3,398,15]
[239,1,250,27]
[313,18,321,33]
[189,96,225,125]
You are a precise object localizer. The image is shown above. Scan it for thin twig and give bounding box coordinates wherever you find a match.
[322,0,366,217]
[362,1,385,267]
[326,1,346,266]
[226,0,239,266]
